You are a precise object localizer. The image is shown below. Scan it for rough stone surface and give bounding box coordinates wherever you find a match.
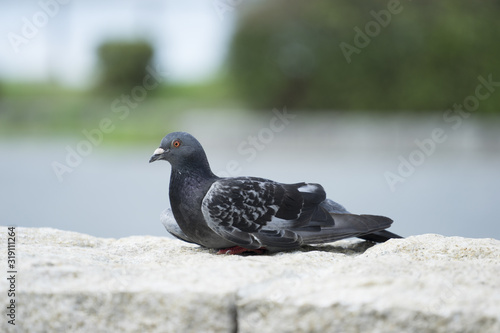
[1,227,499,333]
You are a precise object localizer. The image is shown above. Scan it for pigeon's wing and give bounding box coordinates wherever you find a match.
[160,208,196,244]
[201,177,326,249]
[301,200,402,242]
[319,198,350,214]
[292,213,395,244]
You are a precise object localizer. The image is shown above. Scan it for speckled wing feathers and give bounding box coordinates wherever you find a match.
[201,177,326,249]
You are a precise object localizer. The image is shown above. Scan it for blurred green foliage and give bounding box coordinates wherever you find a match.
[0,80,241,142]
[227,0,500,112]
[2,2,500,141]
[96,40,154,93]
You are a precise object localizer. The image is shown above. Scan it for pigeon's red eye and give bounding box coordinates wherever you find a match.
[172,139,182,148]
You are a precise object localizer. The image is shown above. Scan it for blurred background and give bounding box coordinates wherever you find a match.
[1,0,499,240]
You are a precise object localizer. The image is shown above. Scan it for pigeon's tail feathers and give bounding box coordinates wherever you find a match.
[357,230,403,242]
[294,213,394,244]
[317,200,402,242]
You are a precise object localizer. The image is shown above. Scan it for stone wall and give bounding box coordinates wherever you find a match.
[1,227,499,332]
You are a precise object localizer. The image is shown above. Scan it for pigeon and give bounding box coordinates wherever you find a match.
[150,131,402,254]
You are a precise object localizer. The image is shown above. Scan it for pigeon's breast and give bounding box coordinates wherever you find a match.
[169,171,235,248]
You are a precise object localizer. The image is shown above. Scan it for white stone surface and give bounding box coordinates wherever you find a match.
[1,227,499,332]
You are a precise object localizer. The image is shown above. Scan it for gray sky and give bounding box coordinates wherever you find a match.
[0,0,238,86]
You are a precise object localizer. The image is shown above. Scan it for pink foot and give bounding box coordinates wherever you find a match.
[216,246,267,255]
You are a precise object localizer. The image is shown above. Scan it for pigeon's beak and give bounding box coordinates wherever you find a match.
[149,147,166,163]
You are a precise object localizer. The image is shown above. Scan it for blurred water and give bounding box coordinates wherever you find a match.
[2,114,499,240]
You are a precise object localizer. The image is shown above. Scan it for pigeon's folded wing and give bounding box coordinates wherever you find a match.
[201,177,325,249]
[292,213,394,244]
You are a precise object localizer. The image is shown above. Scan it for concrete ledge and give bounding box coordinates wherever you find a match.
[2,227,499,332]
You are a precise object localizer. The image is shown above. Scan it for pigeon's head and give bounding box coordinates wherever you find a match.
[149,132,210,170]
